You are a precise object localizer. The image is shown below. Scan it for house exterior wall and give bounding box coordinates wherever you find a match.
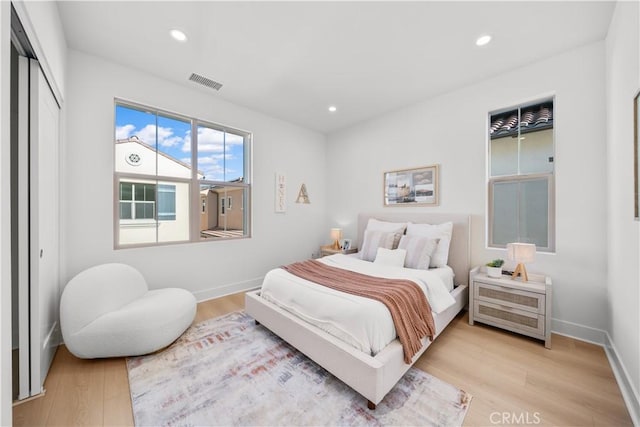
[200,191,218,231]
[115,140,194,179]
[118,179,191,245]
[217,188,244,230]
[116,140,194,245]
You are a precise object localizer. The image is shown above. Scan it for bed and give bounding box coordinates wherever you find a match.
[245,212,470,408]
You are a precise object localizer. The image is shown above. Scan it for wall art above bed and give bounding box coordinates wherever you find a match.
[383,164,439,206]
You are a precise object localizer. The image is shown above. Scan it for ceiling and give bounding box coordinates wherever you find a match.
[57,1,615,134]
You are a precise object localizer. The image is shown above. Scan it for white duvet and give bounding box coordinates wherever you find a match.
[260,254,456,356]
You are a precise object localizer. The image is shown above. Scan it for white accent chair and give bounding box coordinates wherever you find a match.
[60,263,196,359]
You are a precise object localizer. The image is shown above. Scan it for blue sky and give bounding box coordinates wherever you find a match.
[115,104,245,182]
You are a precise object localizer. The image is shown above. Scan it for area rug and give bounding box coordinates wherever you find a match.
[127,311,472,426]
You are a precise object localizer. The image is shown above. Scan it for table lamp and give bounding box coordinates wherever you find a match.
[330,228,342,250]
[506,242,536,281]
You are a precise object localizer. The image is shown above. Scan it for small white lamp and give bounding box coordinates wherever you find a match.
[330,228,343,250]
[506,243,536,281]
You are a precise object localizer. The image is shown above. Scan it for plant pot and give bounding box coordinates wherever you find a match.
[487,266,502,278]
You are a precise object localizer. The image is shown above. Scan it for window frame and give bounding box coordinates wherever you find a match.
[113,99,252,249]
[487,97,556,252]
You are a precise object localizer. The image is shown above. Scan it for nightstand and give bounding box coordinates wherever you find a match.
[469,266,552,348]
[320,245,358,257]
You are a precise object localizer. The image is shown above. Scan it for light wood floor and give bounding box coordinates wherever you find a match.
[13,292,632,426]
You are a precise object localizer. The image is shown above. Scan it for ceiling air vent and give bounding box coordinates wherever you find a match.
[188,73,223,91]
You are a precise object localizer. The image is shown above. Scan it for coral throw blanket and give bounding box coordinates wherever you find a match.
[281,259,435,363]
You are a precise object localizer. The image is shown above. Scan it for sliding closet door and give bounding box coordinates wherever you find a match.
[28,58,61,395]
[16,55,29,400]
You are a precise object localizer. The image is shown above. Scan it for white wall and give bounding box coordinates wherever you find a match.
[0,2,12,423]
[62,50,327,300]
[605,0,640,422]
[327,42,608,338]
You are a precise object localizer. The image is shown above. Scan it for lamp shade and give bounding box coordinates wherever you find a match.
[506,243,536,263]
[330,228,342,241]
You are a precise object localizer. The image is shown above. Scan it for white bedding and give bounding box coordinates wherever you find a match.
[260,254,456,356]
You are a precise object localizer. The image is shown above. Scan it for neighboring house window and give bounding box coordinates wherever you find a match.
[119,182,176,221]
[114,100,251,247]
[157,184,176,221]
[488,99,555,252]
[220,198,225,215]
[119,182,155,220]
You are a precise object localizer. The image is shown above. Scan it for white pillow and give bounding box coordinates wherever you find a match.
[398,235,439,270]
[360,230,398,262]
[374,248,407,268]
[366,218,407,234]
[406,222,453,268]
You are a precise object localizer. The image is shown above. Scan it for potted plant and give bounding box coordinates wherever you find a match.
[485,259,504,278]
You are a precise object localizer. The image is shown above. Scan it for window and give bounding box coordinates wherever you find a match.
[158,184,176,221]
[119,182,156,220]
[488,99,555,251]
[119,182,176,221]
[115,100,251,247]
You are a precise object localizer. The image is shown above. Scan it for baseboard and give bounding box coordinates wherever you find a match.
[193,277,263,303]
[551,318,607,345]
[604,333,640,426]
[551,318,639,424]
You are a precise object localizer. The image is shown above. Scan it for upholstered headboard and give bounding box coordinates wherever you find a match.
[357,212,471,287]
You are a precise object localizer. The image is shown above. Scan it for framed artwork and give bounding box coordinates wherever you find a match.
[635,91,639,220]
[342,239,352,250]
[384,164,439,206]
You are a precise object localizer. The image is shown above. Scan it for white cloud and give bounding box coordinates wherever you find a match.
[116,124,136,139]
[135,124,184,148]
[225,133,245,145]
[198,127,225,144]
[198,143,225,153]
[201,164,225,180]
[198,155,224,165]
[179,128,245,153]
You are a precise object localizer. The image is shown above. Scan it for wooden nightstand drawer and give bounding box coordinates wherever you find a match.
[474,300,545,338]
[469,267,552,348]
[474,281,545,314]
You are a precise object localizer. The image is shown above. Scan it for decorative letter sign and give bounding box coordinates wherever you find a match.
[275,173,286,213]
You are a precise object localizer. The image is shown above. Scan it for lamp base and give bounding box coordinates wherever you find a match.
[331,240,341,250]
[511,263,529,281]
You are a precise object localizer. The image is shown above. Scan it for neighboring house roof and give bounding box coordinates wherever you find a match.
[489,102,553,139]
[201,186,244,195]
[116,136,205,177]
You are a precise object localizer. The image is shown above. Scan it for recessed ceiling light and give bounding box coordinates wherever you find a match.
[476,35,492,47]
[328,106,337,113]
[170,29,188,42]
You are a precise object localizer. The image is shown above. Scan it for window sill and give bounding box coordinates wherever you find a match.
[119,221,158,229]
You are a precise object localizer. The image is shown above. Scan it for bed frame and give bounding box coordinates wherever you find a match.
[245,212,470,408]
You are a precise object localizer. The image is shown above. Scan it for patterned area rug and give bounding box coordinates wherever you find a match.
[127,311,472,426]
